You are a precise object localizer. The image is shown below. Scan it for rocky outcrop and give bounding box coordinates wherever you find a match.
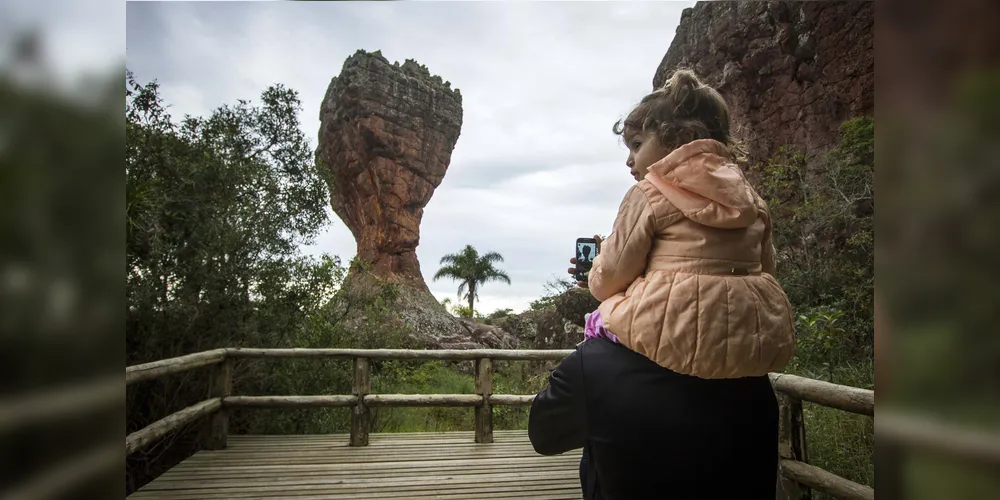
[317,50,517,349]
[655,1,873,164]
[442,319,520,350]
[493,304,587,351]
[318,49,463,289]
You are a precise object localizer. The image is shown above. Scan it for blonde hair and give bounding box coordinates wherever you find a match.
[614,69,742,157]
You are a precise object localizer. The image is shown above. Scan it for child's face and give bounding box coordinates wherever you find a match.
[624,128,671,182]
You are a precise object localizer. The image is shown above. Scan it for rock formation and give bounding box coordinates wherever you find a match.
[655,1,873,164]
[318,49,462,288]
[317,50,518,349]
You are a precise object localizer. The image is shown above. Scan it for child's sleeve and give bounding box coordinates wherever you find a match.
[588,186,656,302]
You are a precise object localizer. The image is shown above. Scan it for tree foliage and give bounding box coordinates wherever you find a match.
[126,70,334,358]
[753,116,875,378]
[529,276,576,311]
[125,71,383,492]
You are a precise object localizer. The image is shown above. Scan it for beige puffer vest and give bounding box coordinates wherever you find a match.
[589,139,795,379]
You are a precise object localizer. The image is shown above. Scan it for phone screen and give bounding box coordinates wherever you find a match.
[575,239,598,281]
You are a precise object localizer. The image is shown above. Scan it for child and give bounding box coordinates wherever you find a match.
[580,69,795,379]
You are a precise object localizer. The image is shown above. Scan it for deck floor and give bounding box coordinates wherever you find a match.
[129,430,582,499]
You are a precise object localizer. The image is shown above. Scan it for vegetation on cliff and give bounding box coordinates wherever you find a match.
[754,116,875,490]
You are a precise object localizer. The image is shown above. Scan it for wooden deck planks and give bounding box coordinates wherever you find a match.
[129,430,582,499]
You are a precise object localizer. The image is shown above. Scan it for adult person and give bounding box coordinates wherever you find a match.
[528,69,793,500]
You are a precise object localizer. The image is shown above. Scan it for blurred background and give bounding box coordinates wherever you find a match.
[2,0,1000,498]
[0,0,123,497]
[874,0,1000,496]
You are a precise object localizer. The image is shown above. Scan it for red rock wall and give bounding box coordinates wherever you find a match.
[655,1,873,164]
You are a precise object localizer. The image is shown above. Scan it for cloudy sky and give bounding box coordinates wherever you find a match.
[124,0,695,315]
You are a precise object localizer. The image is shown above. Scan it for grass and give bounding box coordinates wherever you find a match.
[785,358,874,498]
[370,360,475,433]
[367,359,551,433]
[905,451,1000,500]
[802,402,874,492]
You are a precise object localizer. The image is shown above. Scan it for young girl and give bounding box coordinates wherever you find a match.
[576,69,795,379]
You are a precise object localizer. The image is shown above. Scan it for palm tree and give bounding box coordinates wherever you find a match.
[433,245,511,318]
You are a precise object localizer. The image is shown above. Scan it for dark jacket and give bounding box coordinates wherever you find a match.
[528,338,779,500]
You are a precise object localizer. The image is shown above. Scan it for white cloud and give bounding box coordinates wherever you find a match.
[126,0,696,315]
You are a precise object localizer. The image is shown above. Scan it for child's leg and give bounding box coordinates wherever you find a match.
[584,309,619,343]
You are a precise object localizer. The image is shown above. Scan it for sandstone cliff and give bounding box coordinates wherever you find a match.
[655,1,873,164]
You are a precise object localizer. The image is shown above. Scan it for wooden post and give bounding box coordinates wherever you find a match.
[776,393,811,500]
[475,357,494,444]
[350,357,371,447]
[204,358,232,450]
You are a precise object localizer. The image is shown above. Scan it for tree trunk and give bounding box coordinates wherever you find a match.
[468,282,476,318]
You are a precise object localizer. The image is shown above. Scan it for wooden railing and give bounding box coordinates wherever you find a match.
[125,348,573,453]
[768,373,874,500]
[1,375,120,500]
[123,348,888,499]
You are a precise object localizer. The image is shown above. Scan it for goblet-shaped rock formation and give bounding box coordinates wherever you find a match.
[317,50,463,290]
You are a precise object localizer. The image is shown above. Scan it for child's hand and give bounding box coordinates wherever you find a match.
[568,258,588,288]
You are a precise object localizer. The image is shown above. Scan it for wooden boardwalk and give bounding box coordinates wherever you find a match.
[121,349,877,500]
[128,430,583,499]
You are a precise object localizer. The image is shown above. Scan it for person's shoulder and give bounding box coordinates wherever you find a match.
[614,182,656,216]
[576,337,628,361]
[634,179,682,223]
[574,339,644,384]
[625,182,655,203]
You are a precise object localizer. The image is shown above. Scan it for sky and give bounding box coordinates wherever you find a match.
[122,0,695,315]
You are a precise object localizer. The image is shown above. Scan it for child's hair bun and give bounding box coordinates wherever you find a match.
[663,69,701,92]
[615,68,735,153]
[662,69,704,116]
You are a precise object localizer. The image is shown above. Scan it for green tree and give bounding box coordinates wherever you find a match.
[529,276,577,310]
[433,245,511,318]
[125,70,344,491]
[754,116,875,354]
[126,70,332,357]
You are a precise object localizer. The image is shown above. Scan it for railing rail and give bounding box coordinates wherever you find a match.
[0,375,120,433]
[1,376,122,500]
[126,348,227,385]
[121,347,893,500]
[225,347,575,360]
[769,373,874,416]
[877,410,1000,469]
[125,398,221,455]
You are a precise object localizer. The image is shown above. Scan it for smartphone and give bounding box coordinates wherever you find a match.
[575,237,599,282]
